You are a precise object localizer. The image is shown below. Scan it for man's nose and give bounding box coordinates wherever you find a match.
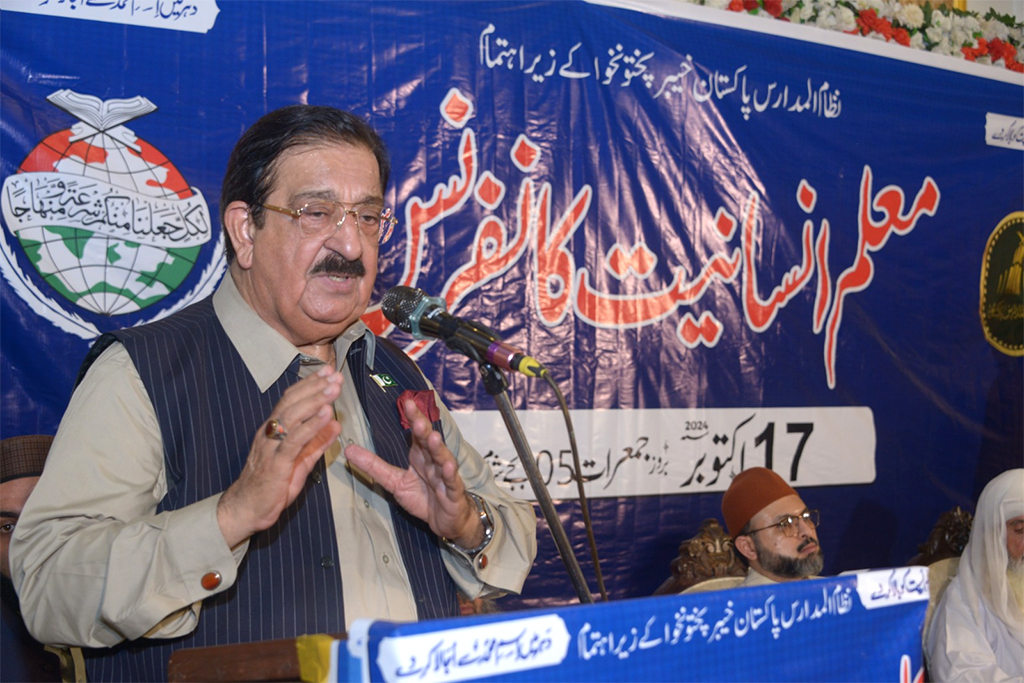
[326,216,366,259]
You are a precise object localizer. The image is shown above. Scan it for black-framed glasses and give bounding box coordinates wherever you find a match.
[262,201,397,244]
[745,509,820,538]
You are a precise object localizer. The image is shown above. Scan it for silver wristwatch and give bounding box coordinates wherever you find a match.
[442,492,494,564]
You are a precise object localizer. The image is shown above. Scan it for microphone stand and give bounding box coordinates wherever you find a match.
[476,361,594,605]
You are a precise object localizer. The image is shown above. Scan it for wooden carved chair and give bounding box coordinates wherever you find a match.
[908,506,973,566]
[653,518,746,595]
[908,506,974,655]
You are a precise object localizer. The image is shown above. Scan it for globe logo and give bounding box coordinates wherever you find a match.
[1,90,215,322]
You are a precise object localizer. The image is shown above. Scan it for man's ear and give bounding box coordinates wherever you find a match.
[734,534,758,563]
[223,201,255,269]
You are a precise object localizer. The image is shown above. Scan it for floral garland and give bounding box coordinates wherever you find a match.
[682,0,1024,72]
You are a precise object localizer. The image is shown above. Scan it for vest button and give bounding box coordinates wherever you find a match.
[320,556,335,568]
[382,554,390,564]
[311,471,322,484]
[201,571,222,590]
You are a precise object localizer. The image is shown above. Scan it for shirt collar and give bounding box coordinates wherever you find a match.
[213,273,376,391]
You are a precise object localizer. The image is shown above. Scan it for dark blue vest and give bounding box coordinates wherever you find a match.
[76,298,458,682]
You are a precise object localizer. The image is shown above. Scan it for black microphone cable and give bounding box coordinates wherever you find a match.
[382,286,607,601]
[541,366,609,602]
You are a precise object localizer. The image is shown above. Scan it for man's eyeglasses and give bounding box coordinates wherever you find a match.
[745,509,820,537]
[262,201,397,244]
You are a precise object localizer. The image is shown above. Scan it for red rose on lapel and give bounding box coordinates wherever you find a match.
[396,390,440,428]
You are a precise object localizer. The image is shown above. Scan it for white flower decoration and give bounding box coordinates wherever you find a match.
[838,5,856,31]
[684,0,1021,70]
[894,4,924,30]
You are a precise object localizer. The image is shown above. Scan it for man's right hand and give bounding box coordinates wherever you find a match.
[216,365,343,548]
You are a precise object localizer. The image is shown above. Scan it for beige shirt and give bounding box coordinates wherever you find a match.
[740,567,821,587]
[10,276,537,648]
[740,567,780,587]
[681,567,820,594]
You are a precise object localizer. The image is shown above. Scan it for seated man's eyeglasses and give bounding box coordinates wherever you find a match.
[744,509,820,537]
[263,201,398,244]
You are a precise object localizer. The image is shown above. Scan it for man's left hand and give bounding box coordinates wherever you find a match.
[344,398,484,549]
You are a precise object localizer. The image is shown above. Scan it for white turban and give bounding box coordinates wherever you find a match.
[962,468,1024,641]
[926,468,1024,682]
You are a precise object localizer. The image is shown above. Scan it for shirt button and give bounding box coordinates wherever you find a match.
[311,471,322,484]
[476,554,488,570]
[382,554,390,564]
[201,572,222,590]
[363,499,370,508]
[320,556,335,568]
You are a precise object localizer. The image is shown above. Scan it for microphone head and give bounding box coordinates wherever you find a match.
[381,286,423,333]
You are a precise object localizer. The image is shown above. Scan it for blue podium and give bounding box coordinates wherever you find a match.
[332,567,928,682]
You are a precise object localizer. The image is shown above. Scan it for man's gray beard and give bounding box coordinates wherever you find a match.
[1008,555,1024,614]
[754,536,825,579]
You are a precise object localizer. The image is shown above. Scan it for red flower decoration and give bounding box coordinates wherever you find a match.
[856,8,896,41]
[962,41,987,61]
[396,390,440,428]
[855,8,875,34]
[988,37,1021,70]
[710,0,1019,72]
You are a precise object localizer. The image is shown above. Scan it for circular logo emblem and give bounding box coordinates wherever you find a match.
[1,90,224,339]
[980,211,1024,356]
[12,129,202,315]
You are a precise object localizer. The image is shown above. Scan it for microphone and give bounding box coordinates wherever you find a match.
[381,286,545,378]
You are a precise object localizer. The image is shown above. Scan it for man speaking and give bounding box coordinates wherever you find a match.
[10,105,537,682]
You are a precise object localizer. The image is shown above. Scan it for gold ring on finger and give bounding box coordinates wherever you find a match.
[265,418,287,440]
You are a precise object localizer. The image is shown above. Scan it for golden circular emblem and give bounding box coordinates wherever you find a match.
[980,211,1024,356]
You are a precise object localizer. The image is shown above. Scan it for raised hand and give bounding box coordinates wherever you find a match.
[344,397,483,549]
[217,365,343,547]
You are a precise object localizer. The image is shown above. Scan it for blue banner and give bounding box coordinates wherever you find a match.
[343,570,928,682]
[1,0,1021,607]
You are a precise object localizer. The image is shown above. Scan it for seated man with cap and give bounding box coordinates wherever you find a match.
[1,435,61,682]
[721,467,824,587]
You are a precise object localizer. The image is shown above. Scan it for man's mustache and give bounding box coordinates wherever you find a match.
[797,538,819,553]
[310,254,366,278]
